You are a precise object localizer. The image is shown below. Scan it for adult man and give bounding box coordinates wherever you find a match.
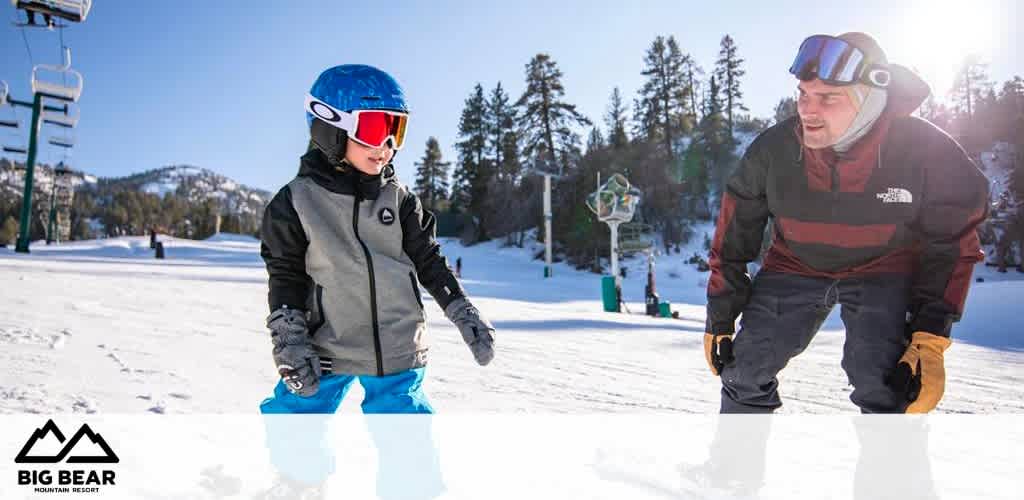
[703,33,989,413]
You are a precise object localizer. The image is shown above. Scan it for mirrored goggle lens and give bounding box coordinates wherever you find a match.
[789,35,865,84]
[789,35,826,75]
[353,111,408,150]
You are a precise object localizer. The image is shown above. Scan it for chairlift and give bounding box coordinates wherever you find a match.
[42,103,78,128]
[0,82,18,128]
[32,47,83,102]
[0,81,13,128]
[54,161,74,192]
[13,0,91,27]
[49,135,74,148]
[3,145,28,154]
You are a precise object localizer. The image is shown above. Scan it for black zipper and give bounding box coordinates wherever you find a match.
[353,195,384,376]
[409,271,424,310]
[308,283,325,333]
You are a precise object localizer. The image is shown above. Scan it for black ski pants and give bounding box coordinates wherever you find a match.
[720,271,912,414]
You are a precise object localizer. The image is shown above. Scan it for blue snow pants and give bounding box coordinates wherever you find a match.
[259,368,435,414]
[259,368,443,499]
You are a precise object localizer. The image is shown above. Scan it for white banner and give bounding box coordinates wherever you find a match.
[0,415,1020,499]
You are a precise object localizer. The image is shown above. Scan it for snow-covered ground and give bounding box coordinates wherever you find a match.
[0,230,1021,415]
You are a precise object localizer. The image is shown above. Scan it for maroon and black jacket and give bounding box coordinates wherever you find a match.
[706,67,989,338]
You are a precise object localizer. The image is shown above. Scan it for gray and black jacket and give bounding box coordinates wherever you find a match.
[260,149,465,376]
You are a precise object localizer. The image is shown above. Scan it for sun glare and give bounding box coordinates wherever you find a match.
[887,1,997,102]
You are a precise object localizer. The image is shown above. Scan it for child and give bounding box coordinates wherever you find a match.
[259,64,495,415]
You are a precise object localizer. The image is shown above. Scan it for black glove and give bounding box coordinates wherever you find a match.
[704,333,734,376]
[267,306,321,397]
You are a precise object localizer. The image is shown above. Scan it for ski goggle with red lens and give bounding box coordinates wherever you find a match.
[305,94,409,150]
[789,35,891,88]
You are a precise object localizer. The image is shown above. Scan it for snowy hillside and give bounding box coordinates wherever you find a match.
[0,232,1021,415]
[0,159,97,196]
[94,164,271,217]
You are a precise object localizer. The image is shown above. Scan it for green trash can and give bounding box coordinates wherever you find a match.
[601,276,619,312]
[658,301,671,318]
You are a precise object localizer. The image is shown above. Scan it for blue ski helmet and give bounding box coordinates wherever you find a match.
[306,64,409,127]
[305,64,408,167]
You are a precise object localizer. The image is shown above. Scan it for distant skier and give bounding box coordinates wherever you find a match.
[456,256,462,278]
[259,64,495,414]
[704,33,989,413]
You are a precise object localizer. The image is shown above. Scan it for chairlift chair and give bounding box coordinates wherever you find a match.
[3,145,28,154]
[48,136,74,148]
[42,104,78,128]
[13,0,92,24]
[0,81,15,128]
[32,64,83,102]
[32,48,83,102]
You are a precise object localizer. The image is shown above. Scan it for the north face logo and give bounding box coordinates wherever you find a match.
[876,188,913,204]
[379,208,395,225]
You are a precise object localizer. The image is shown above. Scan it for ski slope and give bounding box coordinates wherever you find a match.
[0,231,1022,415]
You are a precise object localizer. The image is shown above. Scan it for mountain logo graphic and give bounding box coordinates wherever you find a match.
[14,419,119,464]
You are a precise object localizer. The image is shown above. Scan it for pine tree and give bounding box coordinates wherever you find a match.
[632,96,659,142]
[413,137,451,212]
[951,54,993,124]
[636,35,692,160]
[451,83,489,213]
[993,76,1024,142]
[714,34,748,137]
[698,75,732,195]
[773,96,797,124]
[515,53,592,176]
[683,55,704,121]
[487,82,521,183]
[586,126,605,155]
[604,87,630,150]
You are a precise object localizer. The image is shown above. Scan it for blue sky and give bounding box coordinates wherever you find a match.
[0,1,1019,193]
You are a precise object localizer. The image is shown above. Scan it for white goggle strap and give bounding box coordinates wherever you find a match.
[305,94,357,132]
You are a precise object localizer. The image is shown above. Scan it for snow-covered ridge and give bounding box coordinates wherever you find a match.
[0,159,97,197]
[0,160,271,217]
[102,164,271,216]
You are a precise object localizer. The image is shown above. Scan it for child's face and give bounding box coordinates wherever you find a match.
[344,138,394,176]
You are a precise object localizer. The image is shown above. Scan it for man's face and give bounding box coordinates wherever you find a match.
[344,138,394,175]
[796,79,860,149]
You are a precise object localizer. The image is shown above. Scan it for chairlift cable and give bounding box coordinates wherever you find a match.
[19,25,34,66]
[59,24,68,87]
[9,11,34,146]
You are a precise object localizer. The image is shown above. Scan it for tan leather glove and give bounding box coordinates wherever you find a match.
[704,333,734,376]
[888,331,952,413]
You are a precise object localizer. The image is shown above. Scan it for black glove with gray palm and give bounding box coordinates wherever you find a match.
[444,297,495,366]
[267,306,321,397]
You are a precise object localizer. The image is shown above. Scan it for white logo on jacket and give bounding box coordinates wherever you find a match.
[876,188,913,204]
